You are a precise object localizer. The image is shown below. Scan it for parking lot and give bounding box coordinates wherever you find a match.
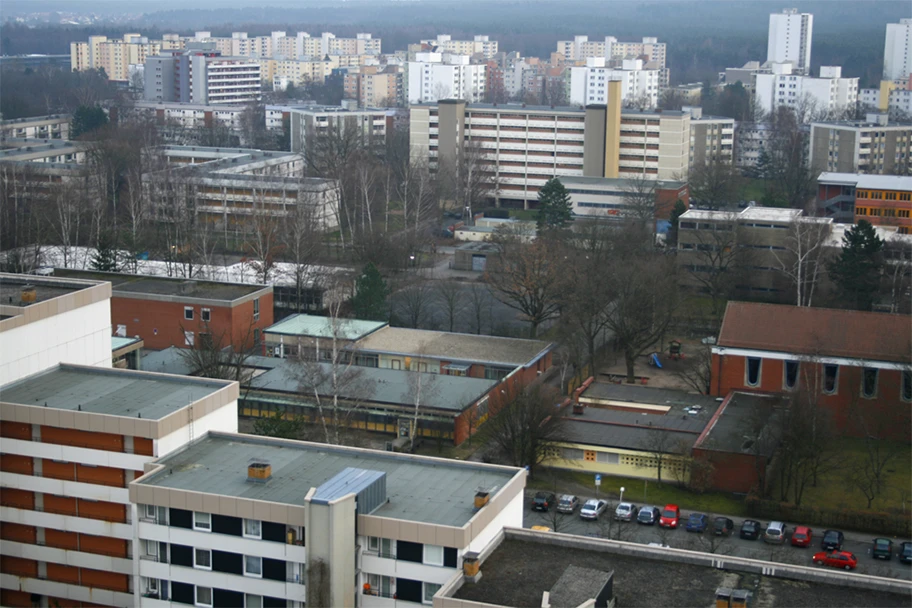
[523,494,912,581]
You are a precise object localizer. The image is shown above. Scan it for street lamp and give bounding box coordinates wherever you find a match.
[619,486,625,504]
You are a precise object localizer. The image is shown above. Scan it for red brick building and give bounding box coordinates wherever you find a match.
[56,270,273,352]
[711,302,911,439]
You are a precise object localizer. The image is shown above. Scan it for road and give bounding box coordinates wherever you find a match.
[522,493,912,581]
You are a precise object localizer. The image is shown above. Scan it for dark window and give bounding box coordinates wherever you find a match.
[170,543,193,567]
[214,589,243,607]
[212,514,242,536]
[823,364,838,394]
[904,370,912,401]
[262,521,287,543]
[212,549,242,575]
[444,547,458,568]
[264,597,287,608]
[170,508,192,529]
[171,581,193,605]
[262,557,286,582]
[746,357,761,386]
[862,368,878,398]
[396,578,422,603]
[784,360,799,389]
[201,308,211,322]
[396,540,423,563]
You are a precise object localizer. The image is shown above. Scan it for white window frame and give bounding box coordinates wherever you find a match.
[423,544,444,567]
[145,539,159,559]
[368,536,380,552]
[193,511,211,532]
[144,577,159,594]
[244,595,263,608]
[243,518,262,539]
[423,582,442,605]
[144,504,156,520]
[194,548,212,570]
[195,585,213,607]
[745,357,762,387]
[253,298,260,320]
[184,330,195,347]
[184,306,194,320]
[244,555,263,578]
[201,308,211,322]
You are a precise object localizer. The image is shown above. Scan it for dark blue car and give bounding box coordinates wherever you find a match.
[685,513,708,533]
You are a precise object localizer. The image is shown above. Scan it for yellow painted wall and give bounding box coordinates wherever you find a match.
[544,441,691,483]
[603,80,622,179]
[879,80,897,112]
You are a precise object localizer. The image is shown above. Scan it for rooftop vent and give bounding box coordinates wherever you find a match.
[179,280,197,295]
[247,458,272,483]
[20,286,37,304]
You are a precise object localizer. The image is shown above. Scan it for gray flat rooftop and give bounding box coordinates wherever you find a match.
[54,269,267,302]
[264,314,388,340]
[581,383,720,410]
[695,392,784,455]
[355,326,551,367]
[248,357,496,412]
[0,274,98,306]
[454,537,911,608]
[0,364,230,419]
[139,432,517,527]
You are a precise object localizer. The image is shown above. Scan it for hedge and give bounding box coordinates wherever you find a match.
[745,494,912,537]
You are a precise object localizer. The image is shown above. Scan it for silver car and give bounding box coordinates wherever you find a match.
[614,502,639,522]
[557,494,580,514]
[580,499,608,520]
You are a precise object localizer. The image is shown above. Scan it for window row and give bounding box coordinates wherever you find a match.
[144,506,296,543]
[365,536,459,568]
[743,358,909,400]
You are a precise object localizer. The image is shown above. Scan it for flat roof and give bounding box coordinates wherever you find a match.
[818,172,912,191]
[264,314,387,340]
[112,336,142,351]
[0,273,100,307]
[0,364,230,420]
[580,383,720,410]
[694,392,784,455]
[560,176,686,189]
[138,432,518,527]
[355,326,551,368]
[454,537,911,608]
[248,357,496,412]
[739,207,801,222]
[455,242,499,252]
[53,269,270,302]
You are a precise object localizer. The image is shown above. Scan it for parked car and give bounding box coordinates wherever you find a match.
[899,541,912,564]
[580,499,608,520]
[557,494,580,514]
[791,526,813,548]
[872,538,894,560]
[531,492,556,512]
[713,517,735,536]
[637,506,661,525]
[821,529,845,551]
[685,513,709,533]
[764,521,787,544]
[740,519,762,540]
[659,504,680,529]
[812,550,857,570]
[614,502,639,522]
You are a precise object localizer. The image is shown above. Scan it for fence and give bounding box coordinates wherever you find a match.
[745,494,912,537]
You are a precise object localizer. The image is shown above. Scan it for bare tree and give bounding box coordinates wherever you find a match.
[681,215,749,323]
[244,193,285,284]
[177,319,260,384]
[402,354,442,450]
[439,140,498,223]
[687,157,744,210]
[882,233,912,314]
[283,191,324,313]
[622,175,657,226]
[466,282,492,335]
[435,280,467,332]
[675,343,713,395]
[394,278,436,329]
[638,428,682,483]
[480,385,564,476]
[773,217,831,307]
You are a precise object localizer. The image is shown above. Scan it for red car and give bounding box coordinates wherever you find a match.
[791,525,813,547]
[658,504,680,528]
[812,550,857,570]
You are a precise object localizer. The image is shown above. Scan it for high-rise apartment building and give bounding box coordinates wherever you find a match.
[767,8,814,73]
[686,107,735,166]
[884,18,912,81]
[754,64,858,116]
[410,89,690,209]
[70,34,163,82]
[343,65,403,108]
[407,53,487,103]
[145,49,261,105]
[809,113,912,175]
[556,35,668,85]
[568,57,659,107]
[419,35,499,60]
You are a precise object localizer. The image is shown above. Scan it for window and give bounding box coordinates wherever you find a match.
[144,504,156,520]
[746,357,761,387]
[903,370,912,402]
[201,308,211,322]
[193,512,211,531]
[195,586,212,607]
[862,368,878,399]
[423,582,442,604]
[245,595,262,608]
[184,306,194,320]
[253,328,261,346]
[424,544,444,566]
[784,360,799,389]
[368,536,380,552]
[596,451,620,464]
[253,298,260,320]
[145,539,159,559]
[243,518,261,538]
[194,548,211,570]
[244,555,263,578]
[184,331,195,347]
[823,364,839,394]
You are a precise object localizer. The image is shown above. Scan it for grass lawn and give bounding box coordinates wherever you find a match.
[770,438,912,514]
[741,178,767,203]
[529,469,749,517]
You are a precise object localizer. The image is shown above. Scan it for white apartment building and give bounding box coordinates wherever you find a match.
[0,115,70,141]
[809,113,912,174]
[685,107,735,166]
[568,58,659,108]
[70,34,163,82]
[767,8,813,73]
[884,18,912,81]
[754,63,858,116]
[265,58,333,90]
[288,105,395,156]
[556,35,666,68]
[145,50,261,105]
[420,35,498,59]
[130,432,524,607]
[735,121,774,169]
[407,53,487,103]
[130,101,248,131]
[859,86,912,115]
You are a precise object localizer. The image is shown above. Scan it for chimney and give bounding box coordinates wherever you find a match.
[463,551,481,580]
[247,458,272,483]
[20,286,37,304]
[474,490,490,509]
